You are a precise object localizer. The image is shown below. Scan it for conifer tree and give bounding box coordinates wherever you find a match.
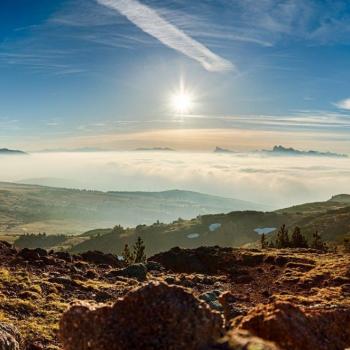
[291,226,308,248]
[133,236,146,263]
[261,233,268,249]
[122,244,134,265]
[311,231,327,251]
[275,224,290,248]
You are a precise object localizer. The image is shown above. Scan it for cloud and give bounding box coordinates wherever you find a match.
[2,151,350,209]
[334,98,350,110]
[96,0,234,72]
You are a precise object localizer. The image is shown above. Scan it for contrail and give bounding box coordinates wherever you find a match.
[96,0,234,72]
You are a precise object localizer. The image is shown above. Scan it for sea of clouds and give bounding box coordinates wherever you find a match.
[0,151,349,209]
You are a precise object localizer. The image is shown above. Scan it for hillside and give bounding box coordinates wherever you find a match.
[68,195,350,256]
[0,182,264,235]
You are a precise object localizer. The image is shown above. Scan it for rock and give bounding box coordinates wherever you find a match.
[237,301,350,350]
[274,256,288,266]
[117,264,147,281]
[25,341,44,350]
[85,270,99,279]
[285,262,315,271]
[48,276,79,288]
[0,322,21,350]
[60,282,223,350]
[18,248,41,261]
[52,251,72,262]
[145,260,163,271]
[199,290,223,311]
[80,251,121,267]
[0,241,16,256]
[208,329,280,350]
[150,246,237,274]
[240,253,264,267]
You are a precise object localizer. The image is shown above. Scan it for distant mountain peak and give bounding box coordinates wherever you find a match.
[0,148,27,155]
[266,145,347,158]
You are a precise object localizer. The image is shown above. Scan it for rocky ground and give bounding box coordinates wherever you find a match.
[0,242,348,349]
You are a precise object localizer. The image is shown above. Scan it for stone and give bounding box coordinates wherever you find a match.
[60,282,223,350]
[117,263,147,281]
[0,322,21,350]
[80,251,120,267]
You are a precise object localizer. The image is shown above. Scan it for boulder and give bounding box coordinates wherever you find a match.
[150,246,237,274]
[0,322,21,350]
[199,290,223,311]
[80,251,120,267]
[117,263,147,280]
[237,301,350,350]
[60,282,223,350]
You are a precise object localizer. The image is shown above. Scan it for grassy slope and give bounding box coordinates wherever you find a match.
[0,182,264,235]
[70,197,350,256]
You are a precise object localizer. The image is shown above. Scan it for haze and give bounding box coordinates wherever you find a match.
[0,151,348,209]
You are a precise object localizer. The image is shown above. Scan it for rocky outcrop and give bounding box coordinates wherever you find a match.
[236,301,350,350]
[79,251,121,267]
[150,246,239,274]
[60,282,223,350]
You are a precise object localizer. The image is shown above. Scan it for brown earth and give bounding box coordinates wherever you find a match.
[0,242,348,349]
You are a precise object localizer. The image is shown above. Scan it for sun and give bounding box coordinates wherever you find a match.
[171,91,193,114]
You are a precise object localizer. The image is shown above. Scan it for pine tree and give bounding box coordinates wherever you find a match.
[122,244,134,265]
[311,231,327,251]
[290,226,308,248]
[275,224,290,248]
[133,236,146,263]
[261,233,268,249]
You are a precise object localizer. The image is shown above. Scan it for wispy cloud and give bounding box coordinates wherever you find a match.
[96,0,234,72]
[334,98,350,110]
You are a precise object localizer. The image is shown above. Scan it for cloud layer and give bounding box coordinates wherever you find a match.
[96,0,233,72]
[1,151,349,209]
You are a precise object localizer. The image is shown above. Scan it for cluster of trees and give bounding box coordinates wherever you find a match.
[122,237,146,265]
[15,233,67,249]
[261,224,327,251]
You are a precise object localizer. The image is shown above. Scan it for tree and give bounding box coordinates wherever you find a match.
[133,236,146,263]
[122,244,134,265]
[310,231,327,251]
[290,226,308,248]
[260,233,268,249]
[344,238,350,253]
[275,224,290,248]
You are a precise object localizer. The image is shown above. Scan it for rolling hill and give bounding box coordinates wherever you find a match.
[0,182,265,235]
[67,194,350,256]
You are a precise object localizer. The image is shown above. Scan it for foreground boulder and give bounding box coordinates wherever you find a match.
[0,322,21,350]
[60,282,223,350]
[236,301,350,350]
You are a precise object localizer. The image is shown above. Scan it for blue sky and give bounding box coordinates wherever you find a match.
[1,0,350,151]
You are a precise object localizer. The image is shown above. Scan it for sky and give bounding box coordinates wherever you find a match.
[1,0,350,152]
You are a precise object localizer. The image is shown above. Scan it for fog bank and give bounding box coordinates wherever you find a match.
[1,151,349,209]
